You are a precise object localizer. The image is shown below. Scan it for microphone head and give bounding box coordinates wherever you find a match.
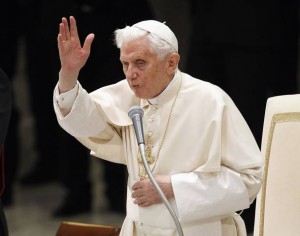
[128,106,144,120]
[128,106,145,145]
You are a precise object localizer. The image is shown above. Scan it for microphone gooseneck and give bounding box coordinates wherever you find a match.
[128,106,184,236]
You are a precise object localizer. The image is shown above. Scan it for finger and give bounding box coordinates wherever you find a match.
[132,180,143,190]
[138,197,153,207]
[59,23,67,43]
[134,196,148,205]
[82,33,95,53]
[69,16,79,40]
[58,21,65,41]
[61,17,69,41]
[139,201,151,207]
[57,33,64,48]
[131,188,144,198]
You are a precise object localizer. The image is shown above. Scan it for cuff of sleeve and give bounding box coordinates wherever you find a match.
[54,82,79,109]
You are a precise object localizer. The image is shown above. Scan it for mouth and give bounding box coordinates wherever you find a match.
[132,84,141,88]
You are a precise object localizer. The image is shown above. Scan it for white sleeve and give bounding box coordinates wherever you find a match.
[54,82,78,112]
[171,166,249,223]
[53,82,108,138]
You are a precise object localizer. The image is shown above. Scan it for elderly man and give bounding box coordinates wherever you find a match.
[53,16,263,236]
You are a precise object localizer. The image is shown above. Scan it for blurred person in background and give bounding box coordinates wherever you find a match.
[0,67,12,236]
[0,0,21,207]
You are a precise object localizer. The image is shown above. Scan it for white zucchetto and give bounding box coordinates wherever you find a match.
[132,20,178,52]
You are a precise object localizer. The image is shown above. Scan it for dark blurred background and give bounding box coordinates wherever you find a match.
[0,0,299,235]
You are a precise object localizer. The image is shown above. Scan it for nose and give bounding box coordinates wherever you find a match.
[126,65,138,80]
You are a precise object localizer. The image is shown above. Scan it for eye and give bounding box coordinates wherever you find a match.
[122,62,129,70]
[136,60,145,68]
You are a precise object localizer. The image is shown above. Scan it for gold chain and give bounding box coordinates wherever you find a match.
[137,72,182,177]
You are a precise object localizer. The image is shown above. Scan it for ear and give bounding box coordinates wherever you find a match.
[166,53,180,75]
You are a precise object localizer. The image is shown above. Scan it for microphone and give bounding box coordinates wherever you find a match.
[128,106,184,235]
[128,106,145,145]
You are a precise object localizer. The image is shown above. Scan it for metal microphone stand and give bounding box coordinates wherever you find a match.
[138,143,184,236]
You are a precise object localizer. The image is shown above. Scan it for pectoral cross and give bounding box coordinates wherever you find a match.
[137,135,155,177]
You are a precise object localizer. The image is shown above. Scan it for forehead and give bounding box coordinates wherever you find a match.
[120,37,156,60]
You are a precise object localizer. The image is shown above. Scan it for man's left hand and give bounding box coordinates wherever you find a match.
[131,175,174,207]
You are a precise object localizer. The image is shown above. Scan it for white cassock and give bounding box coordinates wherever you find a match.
[53,70,263,236]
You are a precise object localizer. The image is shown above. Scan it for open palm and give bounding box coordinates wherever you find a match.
[58,16,94,72]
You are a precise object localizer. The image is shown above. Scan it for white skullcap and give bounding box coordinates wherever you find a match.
[132,20,178,52]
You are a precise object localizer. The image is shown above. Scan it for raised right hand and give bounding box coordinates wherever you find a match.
[57,16,94,92]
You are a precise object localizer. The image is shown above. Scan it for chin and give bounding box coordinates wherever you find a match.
[132,89,147,99]
[135,94,147,99]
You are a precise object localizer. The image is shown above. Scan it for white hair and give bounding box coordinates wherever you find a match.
[114,26,176,61]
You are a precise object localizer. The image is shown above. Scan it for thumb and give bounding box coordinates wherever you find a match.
[82,33,95,52]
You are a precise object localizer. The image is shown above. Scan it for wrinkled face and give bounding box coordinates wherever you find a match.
[120,37,172,99]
